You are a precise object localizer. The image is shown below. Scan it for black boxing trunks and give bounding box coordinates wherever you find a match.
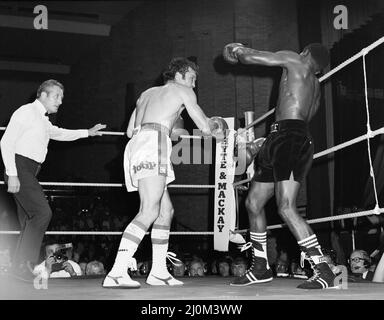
[252,119,314,183]
[124,123,175,192]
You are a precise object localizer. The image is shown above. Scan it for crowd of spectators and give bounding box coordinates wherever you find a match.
[1,197,384,283]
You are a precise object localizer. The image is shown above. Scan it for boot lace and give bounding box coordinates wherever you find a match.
[127,257,138,271]
[300,251,320,282]
[239,242,255,273]
[166,251,183,266]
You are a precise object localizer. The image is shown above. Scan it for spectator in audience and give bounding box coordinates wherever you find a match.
[231,257,247,277]
[33,243,82,278]
[217,257,232,277]
[172,261,187,277]
[348,249,384,282]
[138,260,150,276]
[85,260,105,276]
[188,259,206,277]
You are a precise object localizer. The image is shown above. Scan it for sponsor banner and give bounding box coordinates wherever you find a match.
[214,117,236,251]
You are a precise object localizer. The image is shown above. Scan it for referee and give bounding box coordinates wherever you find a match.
[0,79,106,280]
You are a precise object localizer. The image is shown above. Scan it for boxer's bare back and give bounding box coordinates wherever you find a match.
[128,67,211,137]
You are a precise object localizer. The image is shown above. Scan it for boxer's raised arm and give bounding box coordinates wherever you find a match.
[181,88,211,135]
[223,43,296,67]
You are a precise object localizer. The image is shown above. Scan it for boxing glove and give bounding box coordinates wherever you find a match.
[223,43,245,64]
[208,116,229,140]
[171,115,185,140]
[244,137,266,167]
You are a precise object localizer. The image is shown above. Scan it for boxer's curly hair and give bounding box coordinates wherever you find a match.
[37,79,64,98]
[303,43,330,71]
[163,57,199,82]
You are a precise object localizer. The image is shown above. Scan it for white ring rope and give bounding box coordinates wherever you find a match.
[234,125,384,188]
[98,131,204,139]
[362,53,380,212]
[233,127,384,187]
[0,230,214,235]
[234,207,384,233]
[2,206,383,236]
[0,181,214,188]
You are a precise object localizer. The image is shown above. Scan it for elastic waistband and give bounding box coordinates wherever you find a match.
[270,119,308,132]
[133,123,170,136]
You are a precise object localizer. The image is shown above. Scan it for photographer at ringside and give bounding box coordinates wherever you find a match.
[33,243,81,278]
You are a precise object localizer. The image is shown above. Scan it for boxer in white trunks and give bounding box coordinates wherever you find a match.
[103,57,228,288]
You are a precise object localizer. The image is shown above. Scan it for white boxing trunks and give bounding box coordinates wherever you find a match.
[124,123,175,192]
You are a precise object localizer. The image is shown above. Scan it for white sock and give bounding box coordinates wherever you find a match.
[150,224,170,277]
[250,231,270,268]
[298,234,322,254]
[109,219,147,276]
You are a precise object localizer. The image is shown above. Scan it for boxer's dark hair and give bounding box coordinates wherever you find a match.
[37,79,64,98]
[303,43,330,70]
[163,57,199,82]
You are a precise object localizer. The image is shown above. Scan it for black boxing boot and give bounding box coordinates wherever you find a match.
[230,240,273,286]
[297,247,338,289]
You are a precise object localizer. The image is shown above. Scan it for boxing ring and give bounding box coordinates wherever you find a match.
[1,37,384,301]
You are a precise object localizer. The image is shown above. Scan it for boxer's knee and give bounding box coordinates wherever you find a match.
[140,200,161,221]
[245,196,262,216]
[277,196,296,221]
[162,206,174,220]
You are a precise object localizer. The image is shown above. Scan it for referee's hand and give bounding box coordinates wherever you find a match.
[7,176,20,193]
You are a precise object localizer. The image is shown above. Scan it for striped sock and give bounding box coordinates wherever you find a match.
[250,232,270,269]
[109,219,147,276]
[150,224,170,276]
[297,234,322,254]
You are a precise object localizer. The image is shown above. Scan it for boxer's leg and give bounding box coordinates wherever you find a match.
[103,176,165,288]
[147,190,183,286]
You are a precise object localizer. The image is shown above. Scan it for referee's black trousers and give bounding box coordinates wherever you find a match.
[5,154,52,266]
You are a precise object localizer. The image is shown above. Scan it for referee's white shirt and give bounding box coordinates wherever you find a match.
[0,99,88,176]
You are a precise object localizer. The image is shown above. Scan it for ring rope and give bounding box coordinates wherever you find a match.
[3,124,381,188]
[234,207,384,233]
[0,181,215,188]
[2,207,383,236]
[100,131,205,140]
[0,230,214,235]
[232,126,384,188]
[0,127,206,140]
[362,53,380,212]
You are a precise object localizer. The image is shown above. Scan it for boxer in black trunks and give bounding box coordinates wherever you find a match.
[223,43,337,289]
